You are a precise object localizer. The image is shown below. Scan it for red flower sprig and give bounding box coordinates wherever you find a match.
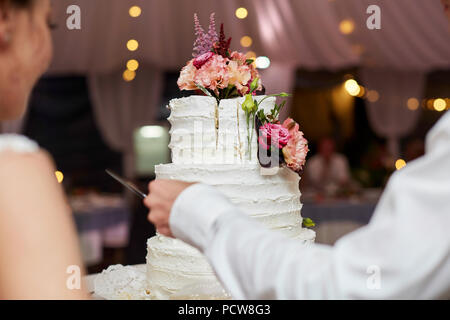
[213,23,232,58]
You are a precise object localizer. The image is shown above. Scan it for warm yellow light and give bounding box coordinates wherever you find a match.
[129,6,142,18]
[427,99,434,110]
[127,59,139,71]
[240,36,253,48]
[395,159,406,170]
[367,90,380,102]
[339,19,355,35]
[245,51,257,59]
[55,171,64,183]
[356,86,366,98]
[407,98,419,110]
[123,69,136,82]
[127,39,139,51]
[344,79,360,96]
[433,98,446,112]
[235,7,248,19]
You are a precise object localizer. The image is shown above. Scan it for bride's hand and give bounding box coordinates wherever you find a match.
[143,180,194,238]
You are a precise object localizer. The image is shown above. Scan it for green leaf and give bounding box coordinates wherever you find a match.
[195,83,213,97]
[250,77,260,94]
[246,59,255,65]
[303,218,316,228]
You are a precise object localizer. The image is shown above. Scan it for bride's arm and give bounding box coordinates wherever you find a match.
[0,151,89,299]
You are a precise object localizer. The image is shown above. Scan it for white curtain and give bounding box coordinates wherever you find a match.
[360,68,425,158]
[87,66,164,177]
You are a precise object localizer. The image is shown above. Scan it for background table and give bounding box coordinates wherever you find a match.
[71,193,131,266]
[302,201,377,245]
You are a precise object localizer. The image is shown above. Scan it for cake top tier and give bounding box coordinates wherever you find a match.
[168,95,275,165]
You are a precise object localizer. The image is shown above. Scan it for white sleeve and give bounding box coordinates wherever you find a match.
[171,179,450,299]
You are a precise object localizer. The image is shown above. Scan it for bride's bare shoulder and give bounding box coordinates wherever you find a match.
[0,149,56,180]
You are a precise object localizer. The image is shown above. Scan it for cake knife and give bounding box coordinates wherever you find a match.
[105,169,147,199]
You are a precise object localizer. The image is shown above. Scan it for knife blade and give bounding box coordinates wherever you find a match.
[105,169,147,199]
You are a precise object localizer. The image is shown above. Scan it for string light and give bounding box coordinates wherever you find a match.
[339,19,355,35]
[55,171,64,183]
[255,56,271,69]
[344,79,360,96]
[407,98,419,110]
[395,159,406,170]
[433,98,446,112]
[235,7,248,19]
[127,59,139,71]
[129,6,142,18]
[240,36,253,48]
[127,39,139,51]
[123,69,136,82]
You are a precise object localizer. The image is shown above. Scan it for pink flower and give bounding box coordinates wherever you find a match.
[177,59,197,91]
[229,51,262,94]
[227,60,252,95]
[282,118,309,172]
[194,54,229,94]
[193,51,214,69]
[258,123,290,150]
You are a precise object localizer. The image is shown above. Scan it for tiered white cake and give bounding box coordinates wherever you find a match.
[146,95,315,299]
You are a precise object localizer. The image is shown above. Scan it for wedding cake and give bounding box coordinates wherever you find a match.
[145,13,315,299]
[146,96,315,299]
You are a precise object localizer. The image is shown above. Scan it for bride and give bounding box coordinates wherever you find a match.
[0,0,88,299]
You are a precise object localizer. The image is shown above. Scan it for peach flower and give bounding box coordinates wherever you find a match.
[282,118,309,172]
[177,59,197,91]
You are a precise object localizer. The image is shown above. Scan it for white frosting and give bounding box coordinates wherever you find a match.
[146,96,315,299]
[168,95,275,165]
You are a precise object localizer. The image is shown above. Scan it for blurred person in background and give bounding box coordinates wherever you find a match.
[305,137,352,197]
[0,0,88,299]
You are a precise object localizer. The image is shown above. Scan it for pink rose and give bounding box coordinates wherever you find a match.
[282,118,309,172]
[258,123,290,150]
[193,51,214,69]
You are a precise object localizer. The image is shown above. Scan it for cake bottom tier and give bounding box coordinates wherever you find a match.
[146,228,315,300]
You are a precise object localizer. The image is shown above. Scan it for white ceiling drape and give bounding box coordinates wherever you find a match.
[38,0,450,165]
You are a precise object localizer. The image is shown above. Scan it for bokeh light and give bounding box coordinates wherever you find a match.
[344,79,360,96]
[433,98,446,112]
[255,56,271,69]
[235,7,248,19]
[129,6,142,18]
[127,39,139,51]
[367,90,380,102]
[123,69,136,82]
[339,19,355,35]
[407,97,419,110]
[245,51,257,59]
[395,159,407,170]
[127,59,139,71]
[55,171,64,183]
[240,36,253,48]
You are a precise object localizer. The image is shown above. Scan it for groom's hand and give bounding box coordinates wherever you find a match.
[144,180,195,237]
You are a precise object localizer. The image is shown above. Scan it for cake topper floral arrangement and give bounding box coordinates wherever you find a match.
[177,13,309,175]
[177,13,262,99]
